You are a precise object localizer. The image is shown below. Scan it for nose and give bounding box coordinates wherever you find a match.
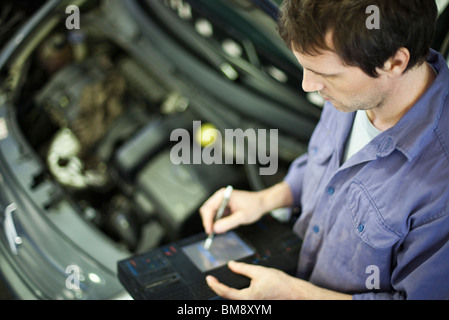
[302,69,325,93]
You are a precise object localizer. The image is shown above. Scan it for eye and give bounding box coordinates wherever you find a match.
[316,71,336,79]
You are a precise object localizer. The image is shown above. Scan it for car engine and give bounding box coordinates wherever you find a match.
[18,26,245,253]
[10,0,315,256]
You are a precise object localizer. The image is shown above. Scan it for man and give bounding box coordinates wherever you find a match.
[200,0,449,299]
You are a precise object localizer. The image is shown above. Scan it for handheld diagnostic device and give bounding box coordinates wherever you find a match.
[117,216,302,300]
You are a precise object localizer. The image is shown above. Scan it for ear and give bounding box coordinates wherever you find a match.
[377,47,411,77]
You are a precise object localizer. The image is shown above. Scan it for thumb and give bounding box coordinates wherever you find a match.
[227,261,264,279]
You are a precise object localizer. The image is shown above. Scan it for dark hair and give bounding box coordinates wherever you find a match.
[278,0,438,77]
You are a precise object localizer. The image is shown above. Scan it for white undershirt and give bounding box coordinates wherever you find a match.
[342,64,437,163]
[343,110,382,162]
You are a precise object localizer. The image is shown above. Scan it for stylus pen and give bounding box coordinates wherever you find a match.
[204,185,233,250]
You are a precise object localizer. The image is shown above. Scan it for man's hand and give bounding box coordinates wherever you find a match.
[199,188,265,235]
[206,261,298,300]
[199,182,294,235]
[206,261,353,300]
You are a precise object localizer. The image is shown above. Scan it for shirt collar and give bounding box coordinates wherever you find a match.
[378,49,449,161]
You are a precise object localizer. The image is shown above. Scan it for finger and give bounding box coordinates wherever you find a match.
[199,205,214,234]
[213,210,243,234]
[199,189,225,234]
[205,275,247,300]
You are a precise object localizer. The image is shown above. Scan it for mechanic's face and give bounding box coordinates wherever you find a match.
[293,48,392,113]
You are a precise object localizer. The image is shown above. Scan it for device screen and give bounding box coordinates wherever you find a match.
[181,232,255,272]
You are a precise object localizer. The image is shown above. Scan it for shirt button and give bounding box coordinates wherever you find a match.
[358,224,365,233]
[327,187,335,195]
[313,225,320,233]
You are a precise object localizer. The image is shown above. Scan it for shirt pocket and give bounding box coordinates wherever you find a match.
[346,180,402,249]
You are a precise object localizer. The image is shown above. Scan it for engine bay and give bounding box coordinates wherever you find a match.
[9,0,305,254]
[19,34,246,253]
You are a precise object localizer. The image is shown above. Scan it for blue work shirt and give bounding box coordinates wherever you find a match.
[284,49,449,300]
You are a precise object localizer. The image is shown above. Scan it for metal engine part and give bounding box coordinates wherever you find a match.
[36,57,126,188]
[47,128,108,189]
